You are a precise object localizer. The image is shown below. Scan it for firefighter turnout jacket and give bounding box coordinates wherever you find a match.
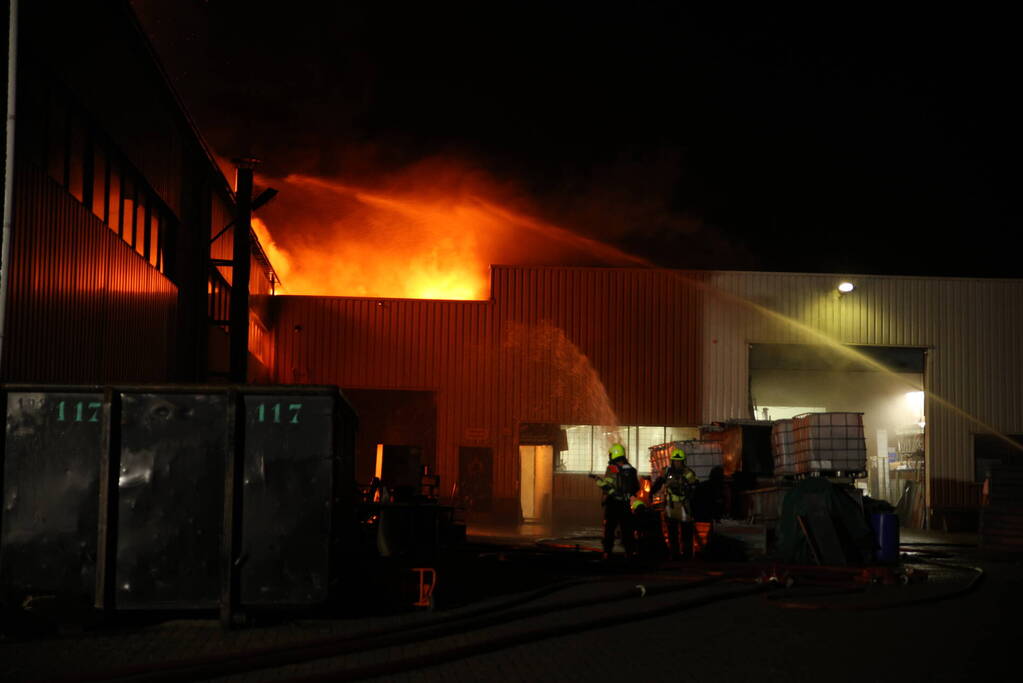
[651,465,699,520]
[594,459,640,504]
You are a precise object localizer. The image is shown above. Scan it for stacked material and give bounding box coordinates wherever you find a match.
[771,419,796,476]
[791,412,867,475]
[649,440,724,481]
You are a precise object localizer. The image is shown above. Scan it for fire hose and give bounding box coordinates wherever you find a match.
[64,572,732,683]
[280,581,767,683]
[766,551,985,611]
[54,542,984,681]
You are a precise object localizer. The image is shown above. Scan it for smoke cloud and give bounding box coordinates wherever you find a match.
[252,157,666,299]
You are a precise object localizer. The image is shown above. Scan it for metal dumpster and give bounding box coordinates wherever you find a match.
[1,387,107,606]
[113,389,230,609]
[2,384,359,616]
[238,387,357,606]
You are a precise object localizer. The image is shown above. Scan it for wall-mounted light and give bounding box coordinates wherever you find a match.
[906,391,926,428]
[837,282,855,294]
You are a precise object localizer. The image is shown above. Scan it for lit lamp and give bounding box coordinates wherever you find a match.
[833,281,856,300]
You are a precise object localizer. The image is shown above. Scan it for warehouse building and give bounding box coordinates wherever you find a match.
[3,2,1021,536]
[1,0,278,385]
[269,267,1023,531]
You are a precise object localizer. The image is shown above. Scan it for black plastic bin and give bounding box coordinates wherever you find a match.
[1,387,107,606]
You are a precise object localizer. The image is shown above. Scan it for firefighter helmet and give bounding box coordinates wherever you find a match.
[670,447,686,462]
[609,443,626,461]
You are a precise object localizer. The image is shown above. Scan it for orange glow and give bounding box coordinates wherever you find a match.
[251,217,293,288]
[250,162,642,300]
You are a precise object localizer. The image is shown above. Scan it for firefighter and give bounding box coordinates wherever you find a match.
[593,443,640,559]
[651,446,699,559]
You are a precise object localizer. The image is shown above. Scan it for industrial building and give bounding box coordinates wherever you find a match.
[1,0,278,386]
[268,267,1023,531]
[3,2,1021,536]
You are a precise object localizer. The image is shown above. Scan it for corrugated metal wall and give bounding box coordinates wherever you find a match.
[271,266,1022,520]
[22,1,186,218]
[247,310,274,382]
[271,266,704,519]
[2,164,176,382]
[701,271,1023,511]
[7,1,277,386]
[488,266,703,508]
[272,295,493,505]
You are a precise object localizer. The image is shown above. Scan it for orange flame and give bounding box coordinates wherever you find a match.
[251,162,641,300]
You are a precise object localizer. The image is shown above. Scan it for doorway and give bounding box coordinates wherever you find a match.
[519,445,554,523]
[342,389,437,486]
[457,447,493,514]
[749,343,927,512]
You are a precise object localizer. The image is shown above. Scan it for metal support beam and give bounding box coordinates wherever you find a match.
[95,388,119,614]
[229,160,257,384]
[0,0,20,372]
[220,390,243,628]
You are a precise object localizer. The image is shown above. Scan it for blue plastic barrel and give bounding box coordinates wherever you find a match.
[870,513,900,563]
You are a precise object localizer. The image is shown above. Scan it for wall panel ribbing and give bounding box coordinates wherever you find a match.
[2,164,176,382]
[702,271,1023,512]
[272,266,705,517]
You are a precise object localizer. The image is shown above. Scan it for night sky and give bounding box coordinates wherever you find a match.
[133,1,1018,278]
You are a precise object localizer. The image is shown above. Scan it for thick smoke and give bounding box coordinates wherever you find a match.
[252,158,655,299]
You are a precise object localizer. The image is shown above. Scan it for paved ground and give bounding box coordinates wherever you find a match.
[1,529,1019,682]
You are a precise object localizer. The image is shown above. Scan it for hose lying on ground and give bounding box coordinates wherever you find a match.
[61,575,595,683]
[768,560,985,611]
[66,572,725,683]
[280,581,769,683]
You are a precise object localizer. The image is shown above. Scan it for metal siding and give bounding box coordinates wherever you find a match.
[702,271,1023,512]
[21,2,189,218]
[272,266,1023,516]
[270,295,494,497]
[272,266,705,517]
[3,164,176,383]
[18,3,184,218]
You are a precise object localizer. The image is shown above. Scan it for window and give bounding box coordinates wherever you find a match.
[560,426,594,473]
[150,210,161,270]
[68,117,86,203]
[107,158,121,235]
[91,142,107,221]
[135,194,147,259]
[26,74,177,278]
[557,424,694,475]
[122,176,135,248]
[209,274,231,329]
[637,427,669,467]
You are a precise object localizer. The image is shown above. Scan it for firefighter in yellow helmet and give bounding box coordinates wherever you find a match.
[592,442,640,559]
[651,446,699,559]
